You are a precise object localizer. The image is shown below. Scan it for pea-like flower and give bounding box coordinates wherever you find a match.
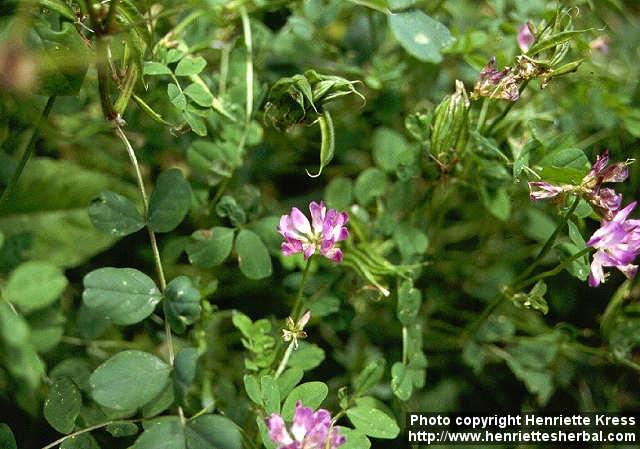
[528,150,631,219]
[517,23,535,52]
[278,201,349,262]
[266,401,345,449]
[587,201,640,287]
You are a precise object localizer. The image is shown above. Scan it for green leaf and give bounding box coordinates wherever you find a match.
[527,29,593,56]
[372,127,412,173]
[174,347,199,404]
[390,362,413,401]
[60,433,100,449]
[337,427,371,449]
[143,62,172,76]
[347,0,389,13]
[183,111,208,136]
[0,158,138,269]
[282,382,328,420]
[538,147,589,171]
[175,57,207,76]
[142,383,175,418]
[168,84,187,110]
[0,424,17,449]
[106,421,139,437]
[39,0,75,19]
[397,281,421,326]
[82,267,162,325]
[346,406,400,439]
[88,190,145,237]
[44,377,81,434]
[184,83,214,108]
[186,415,243,449]
[276,368,304,399]
[216,196,246,226]
[354,168,387,206]
[133,417,185,449]
[260,375,280,414]
[186,227,234,268]
[325,177,353,210]
[30,22,89,96]
[287,342,325,371]
[511,281,549,315]
[243,374,262,405]
[354,360,385,396]
[4,261,68,313]
[480,186,511,221]
[90,350,171,410]
[50,358,92,393]
[235,229,273,280]
[388,11,454,63]
[393,224,428,258]
[306,111,335,178]
[148,169,192,233]
[164,276,201,333]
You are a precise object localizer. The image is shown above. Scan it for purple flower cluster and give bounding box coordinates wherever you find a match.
[266,401,345,449]
[529,150,638,287]
[278,201,349,263]
[528,150,629,220]
[587,202,640,287]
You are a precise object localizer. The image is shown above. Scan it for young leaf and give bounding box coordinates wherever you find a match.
[282,382,329,420]
[235,229,272,280]
[184,83,214,108]
[148,169,192,233]
[186,227,234,268]
[175,56,207,77]
[337,427,371,449]
[89,350,171,410]
[163,276,201,333]
[388,11,454,63]
[167,84,187,110]
[106,422,139,437]
[346,406,400,439]
[82,267,162,325]
[185,414,243,449]
[44,377,81,434]
[390,362,413,400]
[3,261,68,313]
[397,281,421,326]
[174,347,199,404]
[143,62,172,76]
[88,190,145,237]
[353,360,385,396]
[306,111,335,178]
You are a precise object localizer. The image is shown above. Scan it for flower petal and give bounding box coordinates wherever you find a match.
[309,201,326,234]
[266,414,294,446]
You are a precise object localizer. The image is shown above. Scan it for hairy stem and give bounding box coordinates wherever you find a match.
[0,96,56,210]
[274,341,295,379]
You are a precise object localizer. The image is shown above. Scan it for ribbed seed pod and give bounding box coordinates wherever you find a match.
[429,80,470,169]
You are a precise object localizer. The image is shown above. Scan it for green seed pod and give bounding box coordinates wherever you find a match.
[429,80,470,168]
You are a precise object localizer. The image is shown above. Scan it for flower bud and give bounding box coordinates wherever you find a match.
[430,80,470,168]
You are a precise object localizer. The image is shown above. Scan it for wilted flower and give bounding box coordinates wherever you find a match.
[282,310,311,349]
[266,401,345,449]
[528,150,632,219]
[517,23,535,52]
[473,57,520,101]
[587,202,640,287]
[278,201,349,262]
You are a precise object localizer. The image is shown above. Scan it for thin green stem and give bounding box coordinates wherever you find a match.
[41,421,116,449]
[239,5,253,124]
[515,247,593,290]
[291,258,313,321]
[0,96,56,210]
[274,341,295,379]
[514,195,580,285]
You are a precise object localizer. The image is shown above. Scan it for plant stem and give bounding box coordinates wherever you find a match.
[114,126,183,423]
[514,195,580,285]
[0,96,56,210]
[274,341,295,379]
[41,421,116,449]
[515,247,593,290]
[291,258,313,321]
[462,196,582,341]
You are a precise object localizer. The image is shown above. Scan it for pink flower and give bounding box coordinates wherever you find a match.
[266,401,345,449]
[587,202,640,287]
[528,150,631,220]
[517,23,535,52]
[278,201,349,263]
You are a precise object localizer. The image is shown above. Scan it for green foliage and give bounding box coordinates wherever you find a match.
[89,350,171,410]
[2,1,640,448]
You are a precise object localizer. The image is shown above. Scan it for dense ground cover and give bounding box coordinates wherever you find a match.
[1,0,639,448]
